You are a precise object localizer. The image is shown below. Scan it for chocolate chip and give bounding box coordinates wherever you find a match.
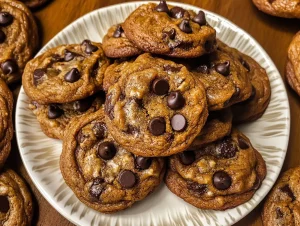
[93,122,106,139]
[48,105,64,119]
[82,40,98,54]
[73,96,94,112]
[126,124,138,135]
[0,12,13,26]
[280,185,296,201]
[213,171,232,190]
[118,170,136,189]
[170,6,185,19]
[241,59,250,72]
[64,68,81,83]
[162,29,176,40]
[217,137,238,158]
[187,182,207,195]
[136,157,152,170]
[0,30,6,43]
[196,65,209,74]
[52,54,63,62]
[237,135,249,149]
[179,19,192,33]
[171,114,187,132]
[0,196,9,213]
[1,59,18,75]
[149,117,166,136]
[163,65,181,73]
[76,130,86,143]
[155,0,169,13]
[113,24,123,38]
[193,11,206,25]
[33,69,46,85]
[276,207,283,219]
[152,78,169,95]
[98,142,116,160]
[64,50,76,62]
[167,91,185,110]
[89,178,104,198]
[179,151,195,165]
[215,61,230,76]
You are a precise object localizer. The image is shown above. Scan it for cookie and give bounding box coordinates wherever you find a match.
[0,169,33,225]
[0,79,13,169]
[22,41,110,104]
[252,0,300,18]
[20,0,50,9]
[123,1,216,58]
[286,31,300,96]
[60,109,166,213]
[102,24,142,58]
[29,92,105,139]
[262,167,300,226]
[185,42,252,111]
[165,128,266,210]
[104,53,208,157]
[0,0,39,84]
[190,108,232,149]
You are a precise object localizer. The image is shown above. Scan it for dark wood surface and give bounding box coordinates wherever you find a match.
[6,0,300,225]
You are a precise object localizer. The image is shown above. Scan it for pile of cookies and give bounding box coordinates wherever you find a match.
[22,0,273,214]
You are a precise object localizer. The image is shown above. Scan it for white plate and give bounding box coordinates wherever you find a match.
[15,2,290,226]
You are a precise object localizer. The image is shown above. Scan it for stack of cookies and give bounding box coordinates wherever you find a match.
[23,0,271,213]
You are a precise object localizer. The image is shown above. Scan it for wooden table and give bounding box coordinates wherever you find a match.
[7,0,300,225]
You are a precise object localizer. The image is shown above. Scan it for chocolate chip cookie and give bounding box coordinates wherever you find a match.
[190,108,232,149]
[60,109,166,213]
[0,169,33,225]
[102,24,142,58]
[104,53,208,157]
[0,79,13,169]
[185,42,252,111]
[165,128,266,210]
[29,92,105,139]
[262,166,300,226]
[22,41,110,104]
[123,1,216,58]
[20,0,50,9]
[286,31,300,96]
[0,0,39,84]
[252,0,300,18]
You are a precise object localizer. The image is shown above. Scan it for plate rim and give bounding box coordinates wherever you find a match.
[15,2,291,226]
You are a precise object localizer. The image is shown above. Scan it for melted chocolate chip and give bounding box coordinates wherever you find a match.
[48,105,64,119]
[118,170,137,189]
[136,157,152,170]
[237,135,250,149]
[196,65,209,74]
[179,151,195,165]
[276,207,283,219]
[155,0,169,13]
[98,141,116,160]
[82,40,98,54]
[93,122,106,139]
[152,78,169,95]
[149,117,166,136]
[179,19,192,33]
[162,29,176,40]
[187,182,207,195]
[64,68,81,83]
[280,185,296,201]
[73,96,94,112]
[170,6,185,19]
[167,91,185,110]
[52,54,63,62]
[33,69,46,86]
[1,59,18,75]
[163,65,181,73]
[217,137,238,158]
[241,59,250,72]
[76,130,85,143]
[0,12,13,27]
[213,171,232,190]
[0,30,6,43]
[193,11,206,25]
[126,124,138,135]
[113,24,124,38]
[0,196,9,213]
[171,114,187,132]
[89,178,104,198]
[215,61,230,76]
[64,50,76,62]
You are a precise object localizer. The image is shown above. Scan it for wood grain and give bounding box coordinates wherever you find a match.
[5,0,300,225]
